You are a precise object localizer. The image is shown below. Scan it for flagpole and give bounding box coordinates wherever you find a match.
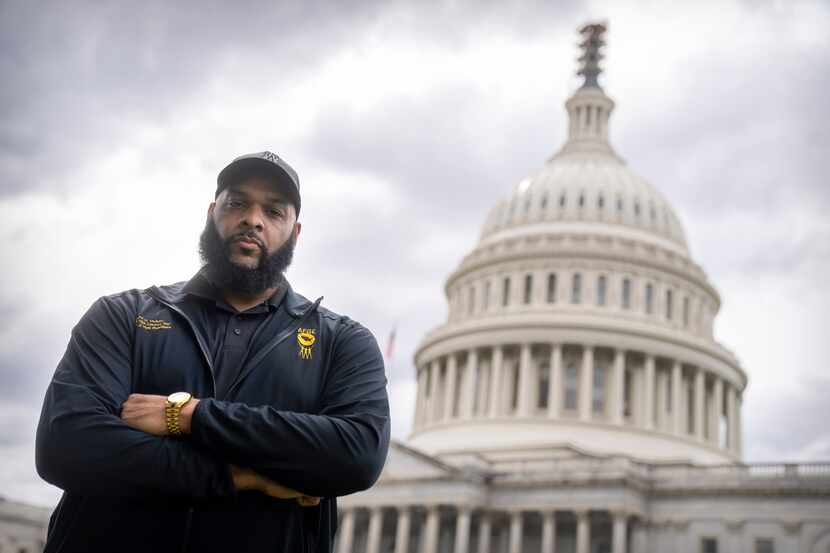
[384,324,397,392]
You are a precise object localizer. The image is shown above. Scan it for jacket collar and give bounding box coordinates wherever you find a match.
[148,270,317,319]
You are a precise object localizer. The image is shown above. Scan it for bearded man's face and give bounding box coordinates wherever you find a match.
[199,175,300,295]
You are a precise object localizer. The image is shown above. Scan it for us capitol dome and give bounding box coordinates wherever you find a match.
[408,36,740,467]
[334,23,830,553]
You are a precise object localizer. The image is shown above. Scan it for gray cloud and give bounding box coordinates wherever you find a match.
[0,0,386,196]
[745,375,830,462]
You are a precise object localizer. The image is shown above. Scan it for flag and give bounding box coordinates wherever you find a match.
[384,326,396,361]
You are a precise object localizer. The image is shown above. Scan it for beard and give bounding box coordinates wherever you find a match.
[198,217,296,296]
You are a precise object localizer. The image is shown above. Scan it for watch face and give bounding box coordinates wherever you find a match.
[168,392,191,405]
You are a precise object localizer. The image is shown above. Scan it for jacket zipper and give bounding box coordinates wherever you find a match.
[145,289,217,397]
[224,297,323,398]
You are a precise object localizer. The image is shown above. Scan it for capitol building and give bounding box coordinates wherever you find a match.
[2,21,829,553]
[334,23,830,553]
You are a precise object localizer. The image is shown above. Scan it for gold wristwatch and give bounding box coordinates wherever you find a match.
[165,392,193,436]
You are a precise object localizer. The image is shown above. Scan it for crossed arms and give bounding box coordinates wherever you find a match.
[35,294,390,501]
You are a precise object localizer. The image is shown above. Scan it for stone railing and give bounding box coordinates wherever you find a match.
[486,457,830,490]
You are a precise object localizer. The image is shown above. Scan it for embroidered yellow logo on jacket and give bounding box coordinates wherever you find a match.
[136,315,172,331]
[297,328,316,359]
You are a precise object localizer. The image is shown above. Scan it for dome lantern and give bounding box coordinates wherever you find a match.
[553,21,620,161]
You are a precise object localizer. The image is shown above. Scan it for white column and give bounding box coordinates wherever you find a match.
[394,507,411,553]
[422,506,440,553]
[548,344,562,418]
[643,354,655,430]
[488,346,504,417]
[576,510,590,553]
[736,392,743,458]
[612,512,627,553]
[444,355,458,421]
[414,368,424,429]
[366,507,384,553]
[727,384,738,454]
[694,367,705,441]
[453,507,472,553]
[518,343,534,416]
[541,511,557,553]
[711,377,723,446]
[461,350,478,419]
[428,360,441,423]
[509,511,523,553]
[337,508,356,553]
[611,349,625,425]
[672,361,683,435]
[477,513,491,553]
[579,346,594,421]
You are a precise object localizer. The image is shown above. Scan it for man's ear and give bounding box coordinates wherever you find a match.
[294,222,302,242]
[207,201,216,217]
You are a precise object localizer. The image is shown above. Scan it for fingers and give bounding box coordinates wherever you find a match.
[228,465,320,505]
[262,480,302,499]
[296,496,321,507]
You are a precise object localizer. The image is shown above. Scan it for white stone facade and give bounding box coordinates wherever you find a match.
[0,498,48,553]
[339,27,830,553]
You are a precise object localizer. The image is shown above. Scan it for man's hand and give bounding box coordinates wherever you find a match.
[121,394,200,436]
[231,465,321,507]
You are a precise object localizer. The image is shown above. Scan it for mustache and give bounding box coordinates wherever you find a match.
[228,231,264,249]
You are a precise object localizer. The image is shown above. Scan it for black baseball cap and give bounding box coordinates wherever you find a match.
[216,151,301,217]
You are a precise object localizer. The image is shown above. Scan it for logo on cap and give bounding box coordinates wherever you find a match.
[262,151,280,164]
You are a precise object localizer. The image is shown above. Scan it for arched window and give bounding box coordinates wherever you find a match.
[524,274,533,304]
[559,193,567,208]
[540,193,548,210]
[665,289,673,320]
[645,283,654,314]
[578,193,585,208]
[564,363,579,410]
[547,273,557,303]
[571,273,582,304]
[502,277,511,307]
[621,278,631,309]
[598,195,605,209]
[617,196,623,212]
[634,201,641,217]
[597,275,607,306]
[483,281,491,311]
[468,286,475,315]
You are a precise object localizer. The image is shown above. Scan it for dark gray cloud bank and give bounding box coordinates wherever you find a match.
[1,0,828,506]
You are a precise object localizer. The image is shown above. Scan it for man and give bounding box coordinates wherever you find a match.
[35,151,391,553]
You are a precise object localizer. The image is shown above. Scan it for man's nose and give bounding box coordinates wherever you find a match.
[240,205,265,230]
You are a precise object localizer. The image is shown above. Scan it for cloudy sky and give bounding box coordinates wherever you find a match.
[1,0,828,508]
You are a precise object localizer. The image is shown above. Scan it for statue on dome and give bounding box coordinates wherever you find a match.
[577,21,607,89]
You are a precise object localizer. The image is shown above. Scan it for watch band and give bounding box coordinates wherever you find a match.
[165,392,192,436]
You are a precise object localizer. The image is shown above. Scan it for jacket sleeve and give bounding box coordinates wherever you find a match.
[189,318,391,498]
[35,294,235,499]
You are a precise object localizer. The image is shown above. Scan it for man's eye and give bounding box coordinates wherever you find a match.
[227,200,244,208]
[268,209,284,218]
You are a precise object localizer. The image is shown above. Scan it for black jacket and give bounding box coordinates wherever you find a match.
[35,277,390,553]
